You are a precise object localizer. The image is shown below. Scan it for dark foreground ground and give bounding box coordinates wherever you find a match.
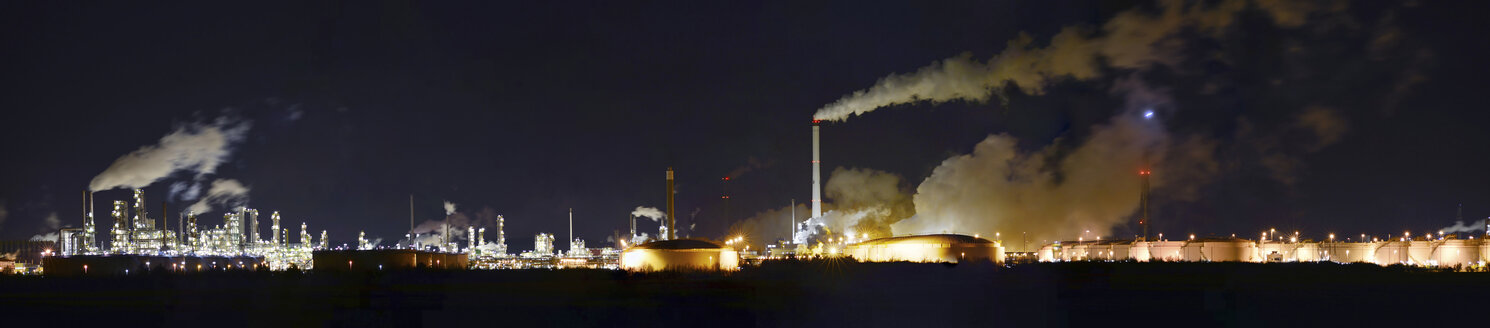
[3,261,1489,327]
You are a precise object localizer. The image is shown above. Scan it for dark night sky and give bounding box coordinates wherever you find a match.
[2,1,1487,249]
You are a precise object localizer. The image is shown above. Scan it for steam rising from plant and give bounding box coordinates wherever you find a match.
[811,0,1335,122]
[88,116,251,192]
[184,179,250,215]
[631,206,666,222]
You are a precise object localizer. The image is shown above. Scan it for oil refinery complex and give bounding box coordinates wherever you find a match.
[22,122,1490,275]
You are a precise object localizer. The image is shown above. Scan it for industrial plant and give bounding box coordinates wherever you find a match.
[30,119,1490,275]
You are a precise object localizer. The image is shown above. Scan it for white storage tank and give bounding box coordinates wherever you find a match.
[620,239,739,271]
[1181,238,1256,262]
[845,234,1005,264]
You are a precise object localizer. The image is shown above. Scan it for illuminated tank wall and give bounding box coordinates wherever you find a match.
[844,234,1005,264]
[313,249,469,272]
[1038,236,1490,268]
[620,239,739,271]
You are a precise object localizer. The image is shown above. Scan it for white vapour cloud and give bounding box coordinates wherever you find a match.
[185,179,250,215]
[444,201,457,216]
[812,0,1338,122]
[892,105,1219,247]
[29,212,62,241]
[89,116,252,191]
[1440,220,1485,235]
[631,206,666,222]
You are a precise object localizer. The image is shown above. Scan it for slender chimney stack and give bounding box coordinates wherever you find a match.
[568,208,573,252]
[666,167,676,240]
[811,121,823,220]
[1139,169,1151,241]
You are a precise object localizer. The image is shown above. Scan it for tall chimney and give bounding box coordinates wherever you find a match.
[666,167,676,240]
[811,121,822,220]
[568,208,573,252]
[1139,169,1151,241]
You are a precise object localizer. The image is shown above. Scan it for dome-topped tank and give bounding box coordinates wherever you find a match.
[845,234,1005,264]
[620,239,739,271]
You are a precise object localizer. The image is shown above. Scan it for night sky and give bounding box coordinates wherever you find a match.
[2,1,1487,250]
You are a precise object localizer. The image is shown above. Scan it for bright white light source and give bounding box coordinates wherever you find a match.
[1143,110,1155,119]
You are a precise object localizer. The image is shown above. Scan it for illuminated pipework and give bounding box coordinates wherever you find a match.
[270,211,281,246]
[468,226,477,251]
[319,230,328,250]
[300,222,310,246]
[110,201,130,254]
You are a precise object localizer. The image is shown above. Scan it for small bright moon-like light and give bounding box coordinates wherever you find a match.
[1143,110,1155,119]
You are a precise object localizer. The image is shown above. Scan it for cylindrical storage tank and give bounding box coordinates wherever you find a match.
[845,234,1004,264]
[1431,239,1479,267]
[1256,242,1289,262]
[620,239,739,271]
[1038,245,1057,262]
[1130,241,1152,262]
[1148,241,1185,261]
[1320,242,1375,263]
[1182,238,1256,262]
[1109,243,1133,261]
[1294,243,1321,262]
[1407,240,1435,266]
[1374,241,1409,265]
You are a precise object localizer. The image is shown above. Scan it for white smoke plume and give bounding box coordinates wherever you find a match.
[444,201,457,216]
[812,0,1338,121]
[88,116,252,191]
[1440,219,1485,235]
[185,179,250,215]
[631,206,666,222]
[891,105,1221,247]
[29,212,61,241]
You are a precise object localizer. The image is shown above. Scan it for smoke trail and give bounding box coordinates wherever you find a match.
[631,206,666,222]
[185,179,250,215]
[812,0,1337,121]
[1440,220,1484,235]
[444,201,457,216]
[29,212,61,241]
[89,116,252,191]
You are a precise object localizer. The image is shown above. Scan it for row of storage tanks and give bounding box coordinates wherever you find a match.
[619,234,1008,271]
[1038,237,1490,267]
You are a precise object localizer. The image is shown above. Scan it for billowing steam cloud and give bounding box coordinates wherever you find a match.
[444,201,457,216]
[892,109,1206,245]
[88,116,252,192]
[812,0,1335,121]
[185,179,250,215]
[631,206,666,222]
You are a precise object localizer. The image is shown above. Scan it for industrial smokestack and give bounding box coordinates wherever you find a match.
[811,121,822,220]
[568,208,573,252]
[666,167,676,240]
[1139,169,1151,241]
